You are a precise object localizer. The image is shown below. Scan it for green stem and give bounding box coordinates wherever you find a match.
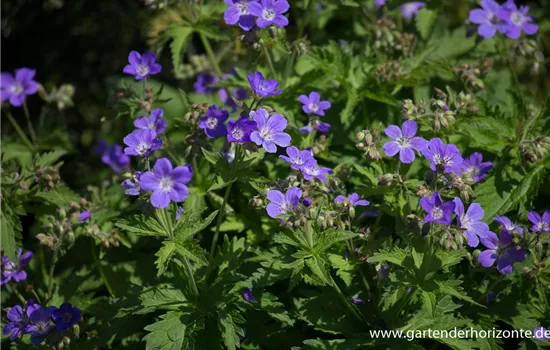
[183,257,199,298]
[47,250,59,299]
[8,285,27,304]
[200,33,223,78]
[5,112,35,152]
[329,273,363,322]
[91,243,115,298]
[26,283,43,304]
[537,281,550,313]
[262,45,277,79]
[208,181,233,265]
[23,101,37,142]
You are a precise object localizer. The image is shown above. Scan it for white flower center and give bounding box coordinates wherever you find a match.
[137,64,150,77]
[538,222,549,231]
[232,127,244,140]
[259,126,273,141]
[262,8,276,21]
[136,142,150,155]
[237,2,248,15]
[158,176,173,192]
[433,154,443,164]
[308,103,319,112]
[3,261,17,272]
[9,82,24,95]
[397,136,411,149]
[461,215,472,229]
[432,207,443,219]
[148,122,156,129]
[206,117,218,129]
[510,11,525,26]
[443,156,453,166]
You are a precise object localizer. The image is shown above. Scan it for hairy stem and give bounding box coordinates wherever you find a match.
[262,44,277,79]
[23,101,37,142]
[91,243,115,298]
[47,250,59,299]
[200,33,223,78]
[183,257,199,298]
[5,112,35,152]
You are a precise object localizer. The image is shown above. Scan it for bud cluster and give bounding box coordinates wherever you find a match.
[85,224,123,249]
[38,84,75,111]
[452,58,493,90]
[373,61,405,83]
[520,136,550,164]
[374,18,416,57]
[33,165,61,192]
[355,128,381,161]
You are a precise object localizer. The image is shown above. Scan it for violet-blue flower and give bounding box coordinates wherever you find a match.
[176,206,184,222]
[242,288,257,302]
[28,306,57,345]
[298,92,331,116]
[193,72,219,94]
[400,2,425,19]
[123,129,163,157]
[134,108,167,134]
[303,198,312,207]
[52,302,81,331]
[527,210,550,233]
[224,0,257,31]
[422,138,463,173]
[123,51,162,80]
[420,192,455,225]
[79,211,91,223]
[534,327,550,340]
[227,115,258,143]
[301,160,332,183]
[498,2,538,39]
[469,0,504,39]
[334,193,370,207]
[250,108,291,153]
[199,105,229,139]
[313,121,331,133]
[453,197,489,247]
[383,120,428,164]
[139,158,193,209]
[1,248,33,285]
[461,152,492,183]
[478,230,526,275]
[247,71,282,98]
[2,300,39,340]
[95,140,130,173]
[121,171,142,196]
[279,146,314,170]
[248,0,290,28]
[0,68,39,107]
[375,0,386,8]
[299,126,313,134]
[266,187,302,218]
[493,215,523,235]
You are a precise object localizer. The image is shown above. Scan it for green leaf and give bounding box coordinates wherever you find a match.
[201,147,221,165]
[174,210,218,241]
[415,9,437,40]
[139,284,188,314]
[116,215,168,237]
[411,245,424,270]
[218,311,244,350]
[35,150,67,168]
[435,279,485,308]
[155,241,177,276]
[165,24,194,73]
[173,241,208,265]
[367,247,408,266]
[340,89,360,127]
[305,256,331,286]
[143,312,187,350]
[328,254,354,286]
[35,185,79,207]
[0,200,21,260]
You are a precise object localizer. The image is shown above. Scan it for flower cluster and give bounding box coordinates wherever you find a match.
[1,249,33,285]
[3,300,81,345]
[469,0,538,39]
[224,0,290,31]
[1,68,39,107]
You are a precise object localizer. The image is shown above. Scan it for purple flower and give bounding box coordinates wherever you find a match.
[2,301,39,340]
[52,303,81,331]
[420,192,455,225]
[301,160,332,183]
[250,108,291,153]
[219,87,248,111]
[313,121,331,133]
[299,126,313,134]
[527,211,550,233]
[279,146,314,170]
[493,215,523,235]
[123,51,162,80]
[249,0,290,28]
[123,129,163,157]
[534,326,550,340]
[134,108,167,134]
[469,0,504,39]
[453,198,489,247]
[139,158,193,209]
[0,68,39,107]
[96,141,130,173]
[247,71,282,98]
[224,0,257,31]
[400,2,426,19]
[380,265,389,280]
[351,297,365,304]
[176,206,184,221]
[303,198,312,207]
[334,193,370,207]
[1,248,33,285]
[422,138,463,174]
[199,105,229,139]
[461,152,492,183]
[383,121,428,164]
[478,230,526,275]
[79,211,91,223]
[193,72,219,94]
[121,171,142,196]
[28,306,57,344]
[375,0,386,7]
[498,2,538,39]
[227,115,258,143]
[266,187,302,218]
[298,92,331,116]
[242,288,257,302]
